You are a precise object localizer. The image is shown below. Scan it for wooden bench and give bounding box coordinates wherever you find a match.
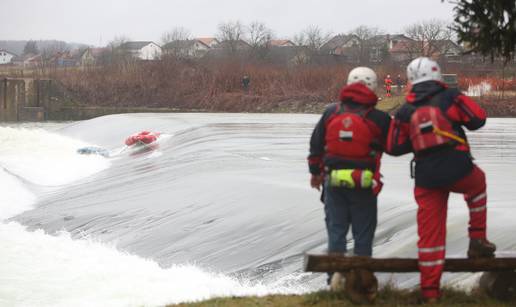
[304,253,516,301]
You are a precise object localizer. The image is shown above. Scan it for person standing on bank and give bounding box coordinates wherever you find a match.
[308,67,391,291]
[387,57,496,303]
[396,74,403,95]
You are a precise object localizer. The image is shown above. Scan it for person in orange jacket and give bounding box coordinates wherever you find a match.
[384,74,393,97]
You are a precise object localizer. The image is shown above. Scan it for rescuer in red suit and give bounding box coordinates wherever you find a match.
[308,67,391,296]
[386,57,496,303]
[384,74,393,97]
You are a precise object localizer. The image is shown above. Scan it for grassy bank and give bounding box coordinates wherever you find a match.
[171,287,516,306]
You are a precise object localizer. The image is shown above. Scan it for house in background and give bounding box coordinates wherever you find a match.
[119,41,162,60]
[79,47,106,66]
[216,39,252,51]
[11,53,43,67]
[0,49,16,65]
[196,37,220,48]
[162,39,210,58]
[428,39,464,62]
[48,51,81,67]
[320,35,360,56]
[370,34,415,62]
[269,40,296,47]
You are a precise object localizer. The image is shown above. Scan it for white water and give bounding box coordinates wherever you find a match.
[0,123,312,307]
[2,115,516,307]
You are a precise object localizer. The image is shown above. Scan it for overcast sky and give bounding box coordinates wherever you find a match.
[1,0,456,46]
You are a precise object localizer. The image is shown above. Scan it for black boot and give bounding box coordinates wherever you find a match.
[468,238,496,258]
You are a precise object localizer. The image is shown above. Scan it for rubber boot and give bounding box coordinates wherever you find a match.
[467,238,496,258]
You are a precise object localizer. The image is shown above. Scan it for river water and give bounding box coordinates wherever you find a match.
[1,114,515,307]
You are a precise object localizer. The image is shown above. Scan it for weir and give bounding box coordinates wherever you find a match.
[0,78,48,121]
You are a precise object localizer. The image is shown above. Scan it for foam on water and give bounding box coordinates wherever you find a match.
[0,127,110,186]
[0,168,35,219]
[0,222,310,307]
[0,124,313,307]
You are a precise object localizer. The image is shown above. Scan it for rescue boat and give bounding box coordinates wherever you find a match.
[125,131,161,146]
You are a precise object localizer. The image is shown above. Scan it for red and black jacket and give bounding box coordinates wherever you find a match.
[308,83,391,176]
[387,81,487,188]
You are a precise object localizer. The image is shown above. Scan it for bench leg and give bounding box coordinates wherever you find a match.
[342,269,378,304]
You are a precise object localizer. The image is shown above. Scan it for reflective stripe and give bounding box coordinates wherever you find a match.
[419,246,445,253]
[470,205,487,213]
[471,192,487,203]
[419,259,445,267]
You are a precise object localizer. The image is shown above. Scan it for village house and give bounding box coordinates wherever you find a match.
[119,41,162,60]
[428,39,464,62]
[0,49,16,65]
[269,40,296,47]
[320,35,360,56]
[162,39,210,58]
[370,34,415,62]
[216,39,252,51]
[11,53,43,67]
[196,37,220,48]
[79,47,106,66]
[48,51,81,67]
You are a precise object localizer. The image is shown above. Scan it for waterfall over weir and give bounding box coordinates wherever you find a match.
[1,114,515,307]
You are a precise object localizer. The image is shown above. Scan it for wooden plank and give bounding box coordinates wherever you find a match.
[304,254,516,273]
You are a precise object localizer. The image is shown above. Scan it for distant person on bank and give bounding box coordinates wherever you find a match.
[396,74,404,95]
[384,74,393,97]
[387,57,496,303]
[308,67,391,293]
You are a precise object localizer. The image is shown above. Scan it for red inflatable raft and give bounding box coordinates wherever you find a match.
[125,131,161,146]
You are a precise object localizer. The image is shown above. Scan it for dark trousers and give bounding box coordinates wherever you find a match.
[324,184,378,256]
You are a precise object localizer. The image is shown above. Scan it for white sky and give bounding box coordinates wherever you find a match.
[1,0,456,46]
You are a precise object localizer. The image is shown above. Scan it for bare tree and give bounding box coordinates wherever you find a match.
[217,20,247,54]
[303,25,332,52]
[106,35,132,64]
[161,27,191,45]
[349,25,385,64]
[404,19,454,59]
[292,32,306,47]
[246,21,274,60]
[109,35,131,48]
[247,21,273,49]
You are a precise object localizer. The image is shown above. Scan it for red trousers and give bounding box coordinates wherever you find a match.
[414,165,487,299]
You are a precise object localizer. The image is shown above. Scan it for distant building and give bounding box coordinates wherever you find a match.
[269,40,296,47]
[429,39,464,62]
[119,41,162,60]
[162,39,210,58]
[370,34,415,62]
[79,47,106,66]
[0,49,16,65]
[216,39,252,51]
[12,53,43,67]
[196,37,220,48]
[320,35,360,56]
[48,51,81,67]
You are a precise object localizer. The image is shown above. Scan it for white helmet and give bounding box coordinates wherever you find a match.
[406,57,442,85]
[347,67,377,91]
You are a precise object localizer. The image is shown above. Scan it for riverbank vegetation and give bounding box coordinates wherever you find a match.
[44,57,515,116]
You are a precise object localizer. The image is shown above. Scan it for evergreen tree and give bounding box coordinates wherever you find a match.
[447,0,515,63]
[23,40,39,55]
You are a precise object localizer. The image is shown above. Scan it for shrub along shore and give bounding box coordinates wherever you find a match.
[47,58,515,117]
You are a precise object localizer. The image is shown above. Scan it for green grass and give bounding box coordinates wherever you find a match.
[170,286,516,306]
[377,95,405,113]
